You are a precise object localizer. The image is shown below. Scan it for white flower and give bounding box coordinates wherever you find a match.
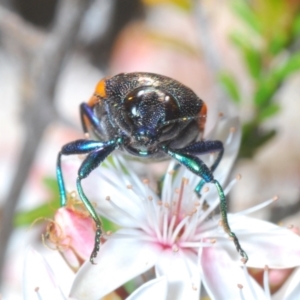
[23,247,72,300]
[23,247,168,300]
[238,265,300,300]
[60,117,300,300]
[274,267,300,300]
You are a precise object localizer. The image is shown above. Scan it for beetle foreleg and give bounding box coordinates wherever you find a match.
[214,180,248,263]
[57,138,117,264]
[57,139,115,206]
[77,144,116,264]
[80,103,102,137]
[174,140,224,196]
[163,146,248,263]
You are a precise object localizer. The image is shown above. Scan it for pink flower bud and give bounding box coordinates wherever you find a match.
[45,207,96,270]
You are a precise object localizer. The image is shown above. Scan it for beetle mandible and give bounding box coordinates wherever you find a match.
[56,72,248,264]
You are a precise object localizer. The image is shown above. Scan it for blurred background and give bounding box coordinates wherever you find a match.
[0,0,300,298]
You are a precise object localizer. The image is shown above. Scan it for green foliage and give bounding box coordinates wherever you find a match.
[218,72,241,103]
[275,53,300,81]
[14,177,60,227]
[240,121,276,158]
[258,104,280,121]
[222,0,300,158]
[232,1,262,34]
[14,176,119,233]
[142,0,192,11]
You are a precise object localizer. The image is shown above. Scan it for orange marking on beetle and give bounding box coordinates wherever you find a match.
[198,102,207,132]
[87,95,100,107]
[95,79,107,98]
[87,79,107,107]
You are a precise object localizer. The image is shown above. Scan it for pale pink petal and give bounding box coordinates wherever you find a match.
[53,207,95,268]
[201,247,267,300]
[222,215,300,268]
[70,237,160,300]
[23,248,67,300]
[273,267,300,300]
[126,276,167,300]
[155,249,201,300]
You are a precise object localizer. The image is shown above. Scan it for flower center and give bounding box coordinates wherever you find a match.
[154,178,203,253]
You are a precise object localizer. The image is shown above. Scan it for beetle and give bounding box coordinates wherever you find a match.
[56,72,248,264]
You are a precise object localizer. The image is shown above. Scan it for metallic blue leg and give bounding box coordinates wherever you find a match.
[80,103,102,135]
[195,147,224,197]
[57,139,117,263]
[214,180,248,262]
[56,139,115,206]
[163,145,248,263]
[175,140,224,197]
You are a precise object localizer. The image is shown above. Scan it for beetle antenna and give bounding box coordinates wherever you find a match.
[160,115,206,127]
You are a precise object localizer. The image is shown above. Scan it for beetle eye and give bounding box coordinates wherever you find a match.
[163,94,180,122]
[123,88,145,118]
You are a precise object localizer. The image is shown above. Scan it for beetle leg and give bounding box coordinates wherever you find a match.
[80,103,102,136]
[57,139,117,263]
[163,146,248,263]
[174,140,224,196]
[77,143,117,263]
[57,139,115,205]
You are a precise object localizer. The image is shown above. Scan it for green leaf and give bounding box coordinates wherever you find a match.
[254,53,300,107]
[232,1,261,34]
[244,48,262,79]
[292,14,300,37]
[254,76,279,107]
[240,122,276,158]
[100,216,120,232]
[275,53,300,81]
[254,129,276,150]
[268,32,289,56]
[124,279,136,294]
[229,31,250,50]
[218,72,241,103]
[14,198,60,227]
[230,32,262,78]
[142,0,192,11]
[43,177,59,194]
[258,103,280,121]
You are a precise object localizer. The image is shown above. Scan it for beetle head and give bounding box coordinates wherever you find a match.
[123,87,180,146]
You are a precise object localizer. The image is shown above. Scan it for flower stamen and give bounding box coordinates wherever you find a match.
[170,217,190,244]
[236,196,279,216]
[263,265,271,299]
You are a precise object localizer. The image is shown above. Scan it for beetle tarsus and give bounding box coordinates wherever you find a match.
[90,225,102,264]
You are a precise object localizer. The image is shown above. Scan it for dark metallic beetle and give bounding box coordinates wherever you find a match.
[57,72,247,263]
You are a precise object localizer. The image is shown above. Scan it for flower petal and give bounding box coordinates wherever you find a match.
[53,207,96,268]
[223,215,300,268]
[272,267,300,300]
[63,158,152,228]
[126,276,167,300]
[201,246,267,300]
[155,249,200,300]
[91,155,162,229]
[23,248,67,300]
[205,116,241,184]
[70,237,160,300]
